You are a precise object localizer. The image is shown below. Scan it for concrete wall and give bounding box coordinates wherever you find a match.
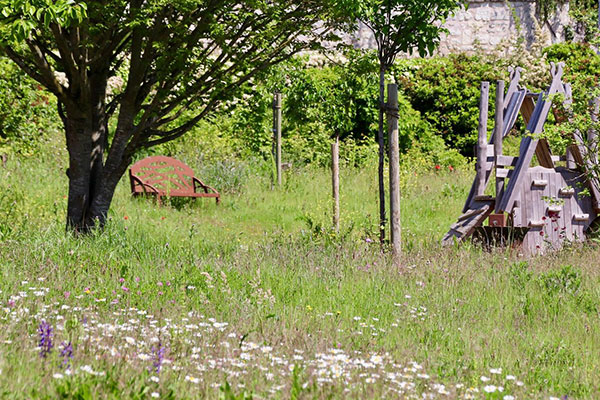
[348,0,570,55]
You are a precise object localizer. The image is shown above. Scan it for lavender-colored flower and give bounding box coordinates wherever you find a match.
[60,341,73,368]
[38,320,53,358]
[152,342,166,374]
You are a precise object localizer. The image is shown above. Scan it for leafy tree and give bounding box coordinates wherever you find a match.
[0,0,341,231]
[343,0,464,242]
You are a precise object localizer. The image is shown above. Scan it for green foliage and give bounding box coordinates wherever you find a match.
[539,265,582,296]
[394,54,504,156]
[0,56,60,156]
[227,52,462,168]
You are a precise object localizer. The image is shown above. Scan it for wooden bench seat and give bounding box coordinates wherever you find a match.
[129,156,220,205]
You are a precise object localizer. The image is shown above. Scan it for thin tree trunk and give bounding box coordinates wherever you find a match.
[378,66,386,245]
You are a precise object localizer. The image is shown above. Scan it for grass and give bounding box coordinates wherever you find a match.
[1,142,600,399]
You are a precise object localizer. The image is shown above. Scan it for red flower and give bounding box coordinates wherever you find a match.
[124,216,129,220]
[448,165,454,172]
[435,165,441,170]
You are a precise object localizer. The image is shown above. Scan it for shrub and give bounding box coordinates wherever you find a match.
[393,54,504,157]
[0,57,61,158]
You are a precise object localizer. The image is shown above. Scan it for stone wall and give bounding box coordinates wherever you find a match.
[349,0,570,55]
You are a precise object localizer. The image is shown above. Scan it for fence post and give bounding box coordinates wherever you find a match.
[273,92,282,186]
[332,136,340,233]
[494,80,505,211]
[388,84,401,264]
[476,82,490,197]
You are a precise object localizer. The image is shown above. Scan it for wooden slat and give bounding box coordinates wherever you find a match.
[496,155,518,167]
[496,168,510,179]
[536,138,555,169]
[443,200,495,245]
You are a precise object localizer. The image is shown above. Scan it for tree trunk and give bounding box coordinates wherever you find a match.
[378,66,386,244]
[62,75,125,232]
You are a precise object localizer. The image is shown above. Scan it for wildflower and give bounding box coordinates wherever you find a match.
[365,237,372,243]
[122,286,130,292]
[53,373,64,379]
[135,277,140,283]
[119,278,125,283]
[84,287,91,294]
[64,292,70,299]
[484,385,497,393]
[38,320,53,358]
[157,282,163,287]
[503,396,515,400]
[124,337,136,345]
[480,376,491,382]
[152,342,166,374]
[124,215,128,220]
[505,375,516,380]
[150,376,160,383]
[490,368,502,374]
[449,165,454,172]
[151,393,160,398]
[435,165,441,170]
[60,341,73,368]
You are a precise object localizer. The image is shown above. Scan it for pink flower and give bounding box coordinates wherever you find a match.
[64,291,71,299]
[158,291,163,296]
[122,286,130,292]
[449,165,454,172]
[166,281,171,287]
[119,278,125,283]
[111,298,119,304]
[157,281,163,287]
[135,277,140,283]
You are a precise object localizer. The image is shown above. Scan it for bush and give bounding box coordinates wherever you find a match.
[393,53,504,157]
[0,57,61,157]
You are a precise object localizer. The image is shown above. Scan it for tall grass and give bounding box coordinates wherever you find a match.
[0,145,599,399]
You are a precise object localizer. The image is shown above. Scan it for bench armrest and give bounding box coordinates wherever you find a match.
[130,174,160,195]
[193,177,219,194]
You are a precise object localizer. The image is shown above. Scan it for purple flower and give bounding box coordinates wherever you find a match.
[365,238,372,243]
[38,320,53,358]
[60,341,73,368]
[152,342,166,374]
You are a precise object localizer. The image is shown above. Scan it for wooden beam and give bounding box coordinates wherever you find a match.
[476,82,490,197]
[497,62,565,213]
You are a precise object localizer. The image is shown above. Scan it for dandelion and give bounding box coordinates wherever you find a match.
[38,320,53,358]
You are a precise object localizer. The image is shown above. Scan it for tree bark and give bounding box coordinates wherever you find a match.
[62,73,125,232]
[378,66,387,244]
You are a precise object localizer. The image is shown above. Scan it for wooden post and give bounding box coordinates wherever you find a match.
[388,84,401,262]
[494,80,505,211]
[273,92,282,186]
[566,146,576,169]
[476,82,490,197]
[331,136,340,233]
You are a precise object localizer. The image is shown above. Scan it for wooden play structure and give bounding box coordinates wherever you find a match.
[443,63,600,255]
[129,156,220,205]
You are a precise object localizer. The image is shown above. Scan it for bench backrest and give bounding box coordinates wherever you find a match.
[129,156,196,195]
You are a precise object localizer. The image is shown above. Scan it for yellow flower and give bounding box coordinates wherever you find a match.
[306,305,313,312]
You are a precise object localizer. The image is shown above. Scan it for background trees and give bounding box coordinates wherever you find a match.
[0,0,342,231]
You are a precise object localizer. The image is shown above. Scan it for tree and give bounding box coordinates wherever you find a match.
[345,0,464,244]
[0,0,341,231]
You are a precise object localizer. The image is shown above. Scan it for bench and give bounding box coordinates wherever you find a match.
[129,156,220,205]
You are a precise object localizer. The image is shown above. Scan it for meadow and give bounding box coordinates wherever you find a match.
[0,136,600,400]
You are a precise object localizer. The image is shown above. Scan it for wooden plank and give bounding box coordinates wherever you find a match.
[443,201,495,245]
[476,82,490,197]
[496,168,510,179]
[562,171,573,240]
[495,80,505,212]
[532,179,548,187]
[504,66,522,109]
[496,155,518,167]
[497,65,565,213]
[536,139,555,169]
[520,95,536,125]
